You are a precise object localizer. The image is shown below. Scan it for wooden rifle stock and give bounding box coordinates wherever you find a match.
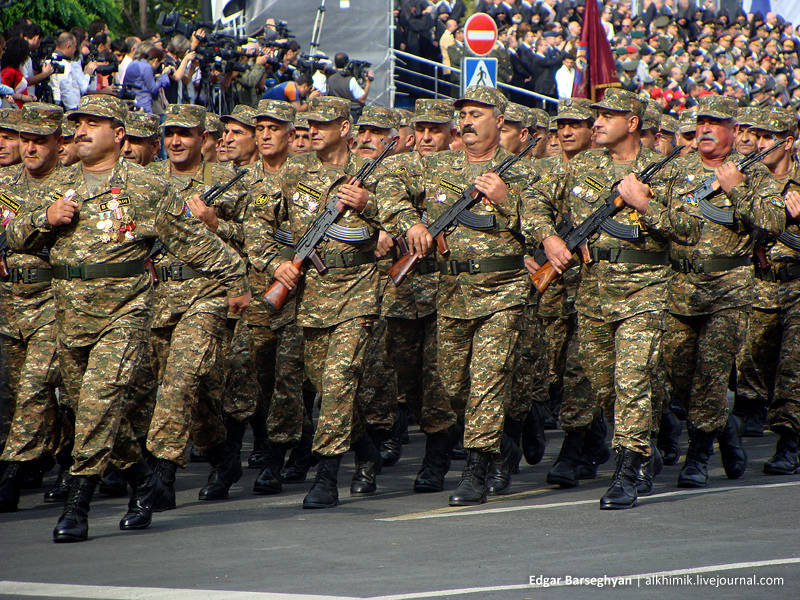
[264,256,305,310]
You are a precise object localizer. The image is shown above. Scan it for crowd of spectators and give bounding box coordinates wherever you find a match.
[394,0,800,116]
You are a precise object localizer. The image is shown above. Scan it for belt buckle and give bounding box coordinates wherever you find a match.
[444,260,458,275]
[21,269,36,284]
[467,259,480,274]
[173,265,186,280]
[341,253,354,268]
[67,265,84,280]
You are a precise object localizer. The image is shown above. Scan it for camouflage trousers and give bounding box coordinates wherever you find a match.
[304,316,374,456]
[546,312,595,429]
[0,334,25,449]
[386,314,453,434]
[221,319,259,423]
[766,280,800,435]
[438,307,523,454]
[146,312,229,467]
[60,327,148,477]
[248,321,306,446]
[510,304,549,421]
[0,322,61,462]
[578,311,664,458]
[736,307,779,407]
[662,308,748,434]
[126,341,158,441]
[356,316,397,437]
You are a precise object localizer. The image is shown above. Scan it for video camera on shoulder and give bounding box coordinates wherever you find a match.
[346,59,373,82]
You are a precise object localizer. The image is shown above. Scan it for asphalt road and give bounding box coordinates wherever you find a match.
[1,427,798,600]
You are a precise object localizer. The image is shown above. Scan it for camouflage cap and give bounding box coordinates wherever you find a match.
[356,105,399,131]
[67,94,127,125]
[555,97,594,122]
[695,94,738,121]
[755,107,797,134]
[641,101,662,131]
[503,102,528,125]
[678,108,697,133]
[125,112,160,138]
[529,108,550,130]
[294,115,310,130]
[413,99,453,125]
[163,104,206,130]
[659,114,679,134]
[61,116,76,138]
[18,102,64,136]
[590,88,646,119]
[453,86,508,114]
[548,117,557,132]
[0,107,21,131]
[254,99,296,123]
[305,96,351,122]
[221,104,257,129]
[394,108,414,128]
[736,106,762,128]
[205,112,224,137]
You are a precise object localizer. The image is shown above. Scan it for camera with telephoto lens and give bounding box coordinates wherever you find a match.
[345,59,373,82]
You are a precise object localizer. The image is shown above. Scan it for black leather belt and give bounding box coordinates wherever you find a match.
[416,257,438,275]
[7,267,52,284]
[321,251,377,269]
[590,247,670,265]
[52,260,146,280]
[671,255,751,274]
[156,264,201,281]
[437,255,524,275]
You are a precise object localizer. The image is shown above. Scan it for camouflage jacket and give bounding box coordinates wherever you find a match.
[528,144,701,323]
[379,145,536,320]
[7,155,248,347]
[243,159,297,330]
[668,150,786,316]
[0,164,58,340]
[260,149,381,328]
[375,152,437,320]
[146,159,248,328]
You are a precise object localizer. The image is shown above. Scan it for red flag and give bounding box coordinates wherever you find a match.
[572,0,620,101]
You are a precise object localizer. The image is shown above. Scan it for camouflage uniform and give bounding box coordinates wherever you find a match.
[258,97,381,457]
[7,96,248,478]
[144,104,249,467]
[381,88,535,454]
[528,89,702,458]
[664,97,786,436]
[0,104,62,464]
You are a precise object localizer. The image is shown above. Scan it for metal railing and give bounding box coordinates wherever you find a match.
[391,49,558,106]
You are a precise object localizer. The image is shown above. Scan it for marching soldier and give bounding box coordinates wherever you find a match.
[122,113,161,166]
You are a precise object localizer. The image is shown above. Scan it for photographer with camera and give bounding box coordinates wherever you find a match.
[48,32,97,110]
[325,52,374,121]
[122,41,175,113]
[261,71,318,112]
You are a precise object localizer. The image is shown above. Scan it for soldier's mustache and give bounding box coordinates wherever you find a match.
[462,126,477,134]
[698,134,719,143]
[75,135,92,143]
[357,143,376,151]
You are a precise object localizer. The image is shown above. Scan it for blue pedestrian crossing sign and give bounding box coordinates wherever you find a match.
[461,57,497,94]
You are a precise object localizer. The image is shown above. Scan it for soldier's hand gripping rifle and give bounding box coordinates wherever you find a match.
[530,144,684,294]
[263,138,398,311]
[146,168,248,279]
[693,139,784,225]
[387,137,539,287]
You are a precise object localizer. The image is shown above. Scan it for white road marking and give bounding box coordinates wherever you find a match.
[376,479,800,521]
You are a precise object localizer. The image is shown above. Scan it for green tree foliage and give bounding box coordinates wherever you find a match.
[0,0,123,36]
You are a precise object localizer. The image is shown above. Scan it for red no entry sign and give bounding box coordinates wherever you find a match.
[464,12,498,56]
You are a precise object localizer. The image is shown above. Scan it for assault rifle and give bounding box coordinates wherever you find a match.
[387,137,539,287]
[530,144,684,294]
[146,168,248,278]
[695,140,784,225]
[263,138,397,311]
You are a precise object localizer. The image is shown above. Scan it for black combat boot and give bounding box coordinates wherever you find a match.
[448,449,492,506]
[19,456,49,489]
[253,442,288,495]
[198,439,243,501]
[282,421,315,483]
[546,429,586,488]
[486,433,523,496]
[576,414,611,479]
[44,467,72,503]
[733,395,766,437]
[414,428,455,493]
[152,458,178,511]
[635,439,663,495]
[53,475,97,543]
[302,455,341,509]
[247,408,269,469]
[226,416,247,456]
[522,402,547,466]
[717,414,747,479]
[764,429,800,475]
[98,468,129,497]
[450,421,467,460]
[119,459,166,530]
[657,409,682,465]
[380,404,409,467]
[677,426,715,488]
[0,461,22,512]
[350,436,381,495]
[599,448,643,510]
[544,383,562,430]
